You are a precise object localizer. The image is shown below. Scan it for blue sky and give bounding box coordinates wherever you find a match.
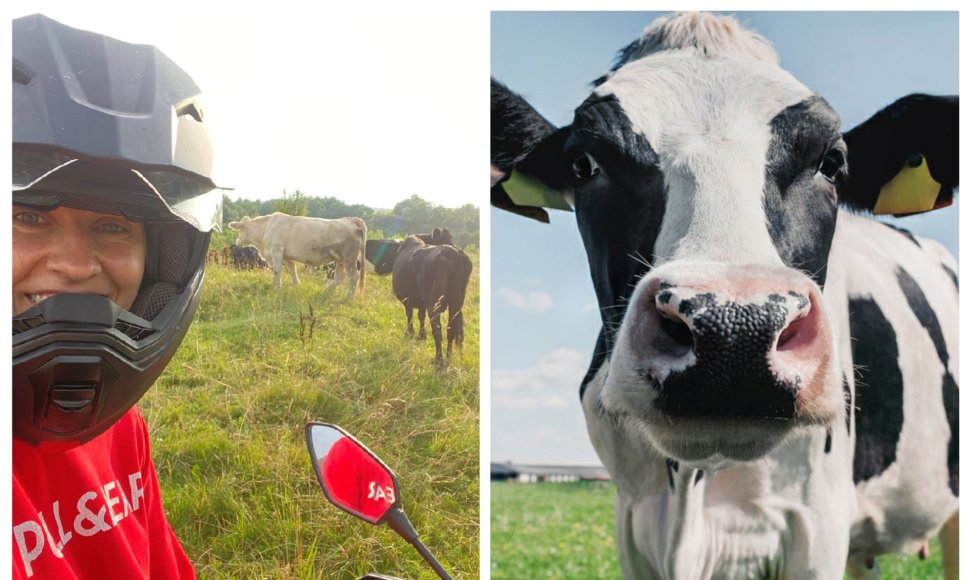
[490,11,959,464]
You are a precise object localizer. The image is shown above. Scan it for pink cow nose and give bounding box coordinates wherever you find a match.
[634,278,828,420]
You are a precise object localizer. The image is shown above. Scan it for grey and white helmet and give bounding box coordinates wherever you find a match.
[12,13,225,446]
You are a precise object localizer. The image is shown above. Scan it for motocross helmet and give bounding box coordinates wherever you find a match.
[12,14,225,447]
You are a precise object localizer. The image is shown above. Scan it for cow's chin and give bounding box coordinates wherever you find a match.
[643,417,794,465]
[595,373,823,468]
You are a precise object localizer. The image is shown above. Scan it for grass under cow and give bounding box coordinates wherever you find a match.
[491,481,946,579]
[141,254,479,578]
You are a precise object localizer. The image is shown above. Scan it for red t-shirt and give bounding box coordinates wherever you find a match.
[321,436,396,522]
[12,407,195,579]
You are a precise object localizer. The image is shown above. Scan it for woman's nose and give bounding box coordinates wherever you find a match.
[46,226,102,279]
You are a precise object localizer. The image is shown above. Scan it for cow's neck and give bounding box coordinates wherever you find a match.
[655,433,836,578]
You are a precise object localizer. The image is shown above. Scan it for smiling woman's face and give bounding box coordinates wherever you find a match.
[12,205,146,316]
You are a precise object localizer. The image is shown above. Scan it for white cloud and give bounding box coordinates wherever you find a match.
[497,287,554,312]
[492,348,588,410]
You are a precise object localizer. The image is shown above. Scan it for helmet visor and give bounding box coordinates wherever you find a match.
[13,149,223,233]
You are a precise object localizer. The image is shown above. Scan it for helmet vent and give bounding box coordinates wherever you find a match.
[13,315,46,336]
[114,319,155,341]
[176,102,203,123]
[13,59,33,85]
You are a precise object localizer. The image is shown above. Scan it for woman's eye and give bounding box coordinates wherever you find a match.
[571,152,601,182]
[818,148,846,181]
[96,221,128,234]
[13,211,46,226]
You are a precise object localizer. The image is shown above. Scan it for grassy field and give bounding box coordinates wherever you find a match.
[140,252,479,579]
[491,482,619,579]
[491,481,948,579]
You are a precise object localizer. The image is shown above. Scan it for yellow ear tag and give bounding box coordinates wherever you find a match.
[503,168,574,211]
[872,154,941,216]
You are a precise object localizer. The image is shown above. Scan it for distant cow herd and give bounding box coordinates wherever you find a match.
[213,213,472,367]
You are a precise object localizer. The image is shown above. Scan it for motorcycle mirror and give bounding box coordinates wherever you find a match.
[305,422,400,525]
[305,422,453,580]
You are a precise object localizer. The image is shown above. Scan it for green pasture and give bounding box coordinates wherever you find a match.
[141,253,479,579]
[491,481,948,579]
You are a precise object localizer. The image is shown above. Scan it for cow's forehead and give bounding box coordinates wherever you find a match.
[592,54,816,149]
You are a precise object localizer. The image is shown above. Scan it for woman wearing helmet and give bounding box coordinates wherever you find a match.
[12,14,223,578]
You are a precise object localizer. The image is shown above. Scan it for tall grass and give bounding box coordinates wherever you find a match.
[141,255,479,579]
[491,481,947,579]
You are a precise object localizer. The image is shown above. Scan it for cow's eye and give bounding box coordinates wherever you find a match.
[571,152,601,182]
[818,148,846,181]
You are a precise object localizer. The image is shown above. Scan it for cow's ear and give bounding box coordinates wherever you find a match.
[491,78,573,223]
[842,94,958,217]
[228,221,239,230]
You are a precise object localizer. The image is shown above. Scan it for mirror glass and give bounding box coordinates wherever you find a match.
[306,423,399,524]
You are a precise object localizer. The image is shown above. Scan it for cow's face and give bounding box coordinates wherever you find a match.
[520,23,848,466]
[227,218,255,247]
[365,239,401,275]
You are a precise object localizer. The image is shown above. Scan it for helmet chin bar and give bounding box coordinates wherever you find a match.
[12,277,203,447]
[29,354,125,443]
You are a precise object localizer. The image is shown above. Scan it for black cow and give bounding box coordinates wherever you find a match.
[368,235,472,367]
[492,12,958,579]
[229,244,268,270]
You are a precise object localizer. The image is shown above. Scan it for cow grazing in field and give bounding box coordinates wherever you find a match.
[228,213,367,299]
[492,12,958,580]
[367,235,472,366]
[228,244,268,270]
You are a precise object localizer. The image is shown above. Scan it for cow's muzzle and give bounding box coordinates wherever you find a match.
[619,263,834,425]
[645,284,818,419]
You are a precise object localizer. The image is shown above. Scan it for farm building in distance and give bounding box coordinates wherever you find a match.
[490,462,610,483]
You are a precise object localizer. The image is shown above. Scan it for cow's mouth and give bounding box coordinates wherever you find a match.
[645,416,795,463]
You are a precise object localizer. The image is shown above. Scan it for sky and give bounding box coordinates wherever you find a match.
[8,4,487,210]
[491,11,960,465]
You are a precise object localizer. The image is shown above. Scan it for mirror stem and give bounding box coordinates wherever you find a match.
[386,508,452,580]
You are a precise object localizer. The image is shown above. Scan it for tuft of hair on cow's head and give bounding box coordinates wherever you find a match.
[602,11,779,78]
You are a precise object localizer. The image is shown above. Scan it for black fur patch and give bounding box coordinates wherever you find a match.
[849,297,903,484]
[569,95,666,396]
[884,224,921,248]
[896,267,959,496]
[764,97,842,288]
[942,373,959,495]
[941,263,959,290]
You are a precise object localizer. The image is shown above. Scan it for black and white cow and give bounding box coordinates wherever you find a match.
[491,12,958,580]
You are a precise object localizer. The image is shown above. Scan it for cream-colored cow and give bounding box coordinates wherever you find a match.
[228,213,366,298]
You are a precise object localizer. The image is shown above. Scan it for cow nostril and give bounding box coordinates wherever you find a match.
[777,314,807,351]
[659,313,693,348]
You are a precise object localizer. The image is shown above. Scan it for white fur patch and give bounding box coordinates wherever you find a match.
[595,55,813,267]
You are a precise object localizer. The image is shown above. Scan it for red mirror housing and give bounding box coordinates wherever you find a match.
[305,422,401,524]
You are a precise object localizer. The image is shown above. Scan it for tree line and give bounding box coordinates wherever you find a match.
[222,191,480,248]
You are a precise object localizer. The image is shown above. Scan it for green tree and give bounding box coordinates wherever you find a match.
[271,189,309,216]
